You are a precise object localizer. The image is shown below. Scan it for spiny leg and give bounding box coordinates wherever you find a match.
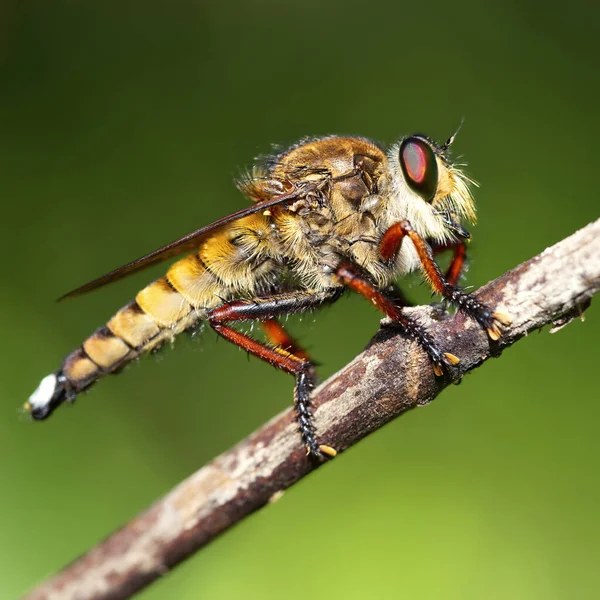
[211,324,323,456]
[261,318,326,453]
[334,262,460,376]
[208,290,340,459]
[379,220,511,339]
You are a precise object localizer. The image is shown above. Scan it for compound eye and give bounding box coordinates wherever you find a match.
[399,137,439,202]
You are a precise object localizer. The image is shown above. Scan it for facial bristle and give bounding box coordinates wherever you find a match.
[446,166,478,224]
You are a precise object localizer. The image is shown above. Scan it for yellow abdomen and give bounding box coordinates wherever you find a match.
[27,213,280,419]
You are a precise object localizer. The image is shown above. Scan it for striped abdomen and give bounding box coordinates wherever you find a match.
[26,213,281,419]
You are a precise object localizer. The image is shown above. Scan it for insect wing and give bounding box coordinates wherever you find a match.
[59,186,303,300]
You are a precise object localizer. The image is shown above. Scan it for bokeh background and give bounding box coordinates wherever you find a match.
[2,1,599,598]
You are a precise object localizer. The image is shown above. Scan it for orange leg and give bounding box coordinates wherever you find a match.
[432,240,468,287]
[378,220,510,339]
[391,240,467,306]
[208,290,340,459]
[261,318,311,361]
[335,263,460,376]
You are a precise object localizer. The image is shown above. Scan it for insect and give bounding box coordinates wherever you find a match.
[26,132,510,459]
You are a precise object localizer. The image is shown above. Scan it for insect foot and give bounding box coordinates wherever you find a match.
[487,311,513,341]
[391,315,461,378]
[294,371,337,461]
[445,287,512,341]
[318,444,338,458]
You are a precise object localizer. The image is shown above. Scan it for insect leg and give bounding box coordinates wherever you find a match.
[379,220,511,339]
[432,240,468,287]
[334,262,460,376]
[208,289,341,459]
[261,318,311,361]
[385,238,469,315]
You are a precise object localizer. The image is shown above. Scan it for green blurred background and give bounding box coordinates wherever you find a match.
[2,1,599,598]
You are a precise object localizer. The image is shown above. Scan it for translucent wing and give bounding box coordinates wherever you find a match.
[59,184,305,300]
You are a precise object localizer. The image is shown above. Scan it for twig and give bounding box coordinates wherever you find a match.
[25,219,600,600]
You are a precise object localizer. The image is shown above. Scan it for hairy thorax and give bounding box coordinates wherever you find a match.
[271,136,398,289]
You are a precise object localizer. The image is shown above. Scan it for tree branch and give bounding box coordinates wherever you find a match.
[25,219,600,600]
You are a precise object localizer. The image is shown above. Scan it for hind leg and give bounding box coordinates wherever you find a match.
[208,289,340,459]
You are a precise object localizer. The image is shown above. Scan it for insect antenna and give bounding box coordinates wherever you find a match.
[441,117,465,153]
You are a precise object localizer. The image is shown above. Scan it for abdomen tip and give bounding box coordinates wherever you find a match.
[26,372,68,420]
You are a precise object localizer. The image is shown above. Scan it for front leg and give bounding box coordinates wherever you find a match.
[379,220,511,339]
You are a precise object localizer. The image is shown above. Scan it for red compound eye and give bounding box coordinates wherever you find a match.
[399,136,439,202]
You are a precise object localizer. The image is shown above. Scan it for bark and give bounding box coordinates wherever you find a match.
[24,218,600,600]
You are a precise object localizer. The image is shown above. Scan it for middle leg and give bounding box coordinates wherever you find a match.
[334,262,460,376]
[261,318,311,361]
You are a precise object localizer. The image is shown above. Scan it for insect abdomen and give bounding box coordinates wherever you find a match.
[63,274,200,385]
[26,212,280,420]
[26,253,225,420]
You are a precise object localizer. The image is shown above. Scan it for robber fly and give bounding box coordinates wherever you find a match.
[26,132,510,459]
